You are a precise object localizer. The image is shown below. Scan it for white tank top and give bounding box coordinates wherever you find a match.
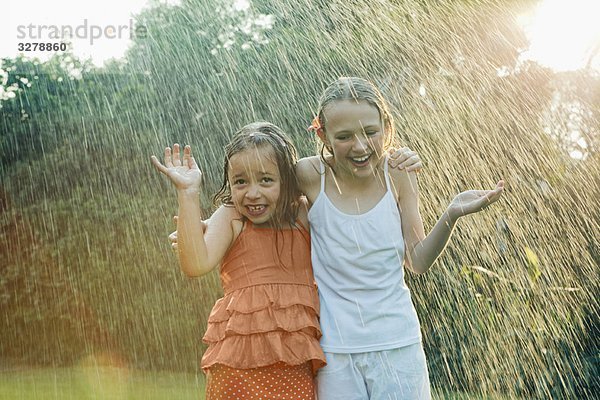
[308,159,422,353]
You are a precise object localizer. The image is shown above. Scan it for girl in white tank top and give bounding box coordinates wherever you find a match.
[297,77,504,399]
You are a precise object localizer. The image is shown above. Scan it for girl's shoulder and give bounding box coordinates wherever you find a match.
[207,204,242,223]
[207,204,244,241]
[296,156,321,180]
[296,156,323,202]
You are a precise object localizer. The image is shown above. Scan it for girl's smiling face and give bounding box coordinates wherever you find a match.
[228,145,281,226]
[320,100,386,179]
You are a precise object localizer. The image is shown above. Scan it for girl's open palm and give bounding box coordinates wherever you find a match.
[448,180,504,220]
[151,144,202,191]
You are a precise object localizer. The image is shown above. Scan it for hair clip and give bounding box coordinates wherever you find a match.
[307,117,322,134]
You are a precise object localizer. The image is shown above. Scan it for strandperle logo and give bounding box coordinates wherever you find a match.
[16,19,148,45]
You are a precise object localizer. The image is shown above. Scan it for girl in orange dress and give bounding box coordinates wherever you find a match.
[152,122,325,399]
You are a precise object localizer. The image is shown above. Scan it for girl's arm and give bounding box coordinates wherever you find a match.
[391,169,504,274]
[296,156,322,204]
[176,195,237,277]
[151,144,238,277]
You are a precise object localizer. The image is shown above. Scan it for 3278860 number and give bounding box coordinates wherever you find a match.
[18,43,68,52]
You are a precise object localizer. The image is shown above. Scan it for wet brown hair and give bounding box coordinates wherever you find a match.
[314,77,396,162]
[213,122,301,227]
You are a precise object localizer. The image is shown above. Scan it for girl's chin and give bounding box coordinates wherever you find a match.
[245,210,271,224]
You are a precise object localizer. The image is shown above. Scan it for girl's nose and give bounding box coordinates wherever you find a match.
[352,135,369,152]
[245,184,261,199]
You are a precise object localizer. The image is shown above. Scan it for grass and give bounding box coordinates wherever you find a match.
[0,366,205,400]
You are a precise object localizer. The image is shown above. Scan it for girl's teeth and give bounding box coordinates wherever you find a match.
[352,155,370,162]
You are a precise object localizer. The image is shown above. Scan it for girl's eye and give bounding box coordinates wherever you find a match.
[261,177,274,183]
[234,179,246,185]
[366,131,379,136]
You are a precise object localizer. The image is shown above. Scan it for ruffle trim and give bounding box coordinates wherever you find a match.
[204,304,321,341]
[201,330,326,376]
[209,283,320,320]
[201,283,325,375]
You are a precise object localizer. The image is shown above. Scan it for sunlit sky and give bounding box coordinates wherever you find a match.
[518,0,600,72]
[0,0,599,71]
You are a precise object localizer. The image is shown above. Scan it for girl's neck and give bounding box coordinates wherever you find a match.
[323,158,388,216]
[247,218,297,230]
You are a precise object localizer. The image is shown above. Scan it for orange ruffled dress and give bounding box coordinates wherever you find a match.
[201,220,326,378]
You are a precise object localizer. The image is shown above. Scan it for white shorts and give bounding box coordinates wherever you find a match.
[316,343,431,400]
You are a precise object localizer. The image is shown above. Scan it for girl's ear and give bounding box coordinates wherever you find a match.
[316,129,328,146]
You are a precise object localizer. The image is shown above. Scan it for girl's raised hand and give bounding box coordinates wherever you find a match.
[447,180,504,220]
[151,144,202,192]
[387,147,423,172]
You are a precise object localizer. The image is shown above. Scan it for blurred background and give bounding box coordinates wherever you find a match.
[1,0,598,398]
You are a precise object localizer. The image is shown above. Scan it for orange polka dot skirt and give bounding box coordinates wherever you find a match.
[206,362,315,399]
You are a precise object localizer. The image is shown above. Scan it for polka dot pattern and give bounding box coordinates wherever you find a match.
[206,362,315,399]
